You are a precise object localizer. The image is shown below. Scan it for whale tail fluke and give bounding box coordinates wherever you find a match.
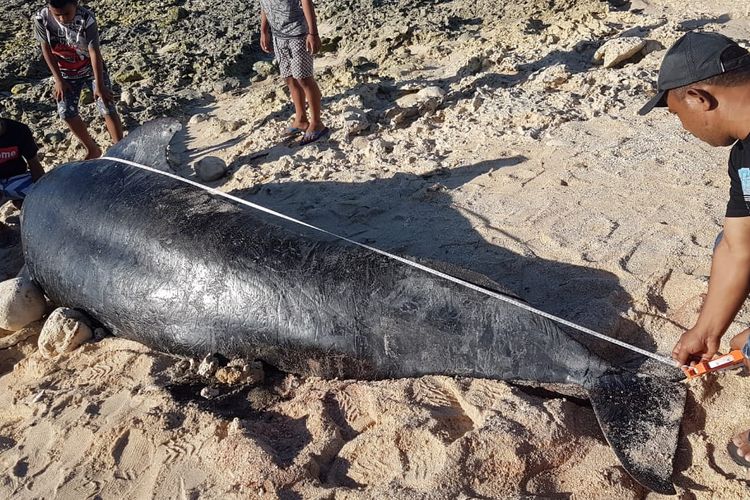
[589,370,686,495]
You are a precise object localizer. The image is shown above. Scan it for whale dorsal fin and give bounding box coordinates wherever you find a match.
[104,118,182,172]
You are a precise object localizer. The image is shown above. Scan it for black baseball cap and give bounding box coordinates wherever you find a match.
[639,32,750,115]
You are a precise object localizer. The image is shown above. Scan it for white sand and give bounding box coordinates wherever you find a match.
[2,0,750,497]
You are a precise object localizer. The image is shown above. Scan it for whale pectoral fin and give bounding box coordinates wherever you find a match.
[104,119,182,171]
[588,371,686,495]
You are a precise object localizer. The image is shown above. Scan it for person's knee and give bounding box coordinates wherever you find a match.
[297,77,315,87]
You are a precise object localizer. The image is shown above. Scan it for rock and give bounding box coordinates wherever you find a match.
[10,83,30,95]
[200,386,220,399]
[342,108,370,136]
[529,64,571,89]
[189,113,209,125]
[214,77,241,93]
[320,35,342,53]
[114,69,145,84]
[157,42,181,55]
[593,37,647,68]
[45,131,65,144]
[79,87,94,105]
[38,308,93,359]
[215,359,264,385]
[197,353,221,377]
[195,156,227,181]
[120,89,135,106]
[415,86,445,113]
[167,6,189,23]
[253,61,276,78]
[0,277,46,331]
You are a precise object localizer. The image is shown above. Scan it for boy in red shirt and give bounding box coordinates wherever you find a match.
[34,0,123,159]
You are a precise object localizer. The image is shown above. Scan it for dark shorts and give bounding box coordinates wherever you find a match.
[273,36,314,80]
[57,73,117,120]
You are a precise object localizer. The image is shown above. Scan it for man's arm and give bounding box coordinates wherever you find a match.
[673,216,750,365]
[301,0,321,54]
[27,156,44,182]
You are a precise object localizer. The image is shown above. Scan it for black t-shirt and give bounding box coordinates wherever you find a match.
[0,119,39,179]
[726,135,750,217]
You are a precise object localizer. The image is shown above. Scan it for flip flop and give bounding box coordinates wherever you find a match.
[727,441,750,467]
[299,127,330,146]
[282,126,306,138]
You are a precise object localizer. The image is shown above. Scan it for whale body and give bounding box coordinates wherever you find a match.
[20,121,685,494]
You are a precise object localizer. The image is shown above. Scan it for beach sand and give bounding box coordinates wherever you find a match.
[1,0,749,497]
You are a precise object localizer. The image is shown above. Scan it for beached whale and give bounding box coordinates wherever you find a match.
[21,121,685,494]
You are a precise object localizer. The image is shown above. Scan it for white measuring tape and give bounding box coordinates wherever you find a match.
[102,156,678,367]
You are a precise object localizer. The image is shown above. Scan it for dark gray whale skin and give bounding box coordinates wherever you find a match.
[20,122,685,495]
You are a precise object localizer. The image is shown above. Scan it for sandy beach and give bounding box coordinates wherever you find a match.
[1,0,750,497]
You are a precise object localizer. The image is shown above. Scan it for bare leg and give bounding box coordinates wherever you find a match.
[286,77,309,130]
[298,77,324,132]
[64,116,101,159]
[103,113,124,144]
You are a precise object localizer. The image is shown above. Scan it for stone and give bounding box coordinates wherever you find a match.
[215,359,264,385]
[253,61,276,78]
[167,6,189,23]
[38,308,93,359]
[120,89,135,106]
[195,156,227,182]
[197,353,221,377]
[114,69,145,84]
[530,64,571,89]
[10,83,31,95]
[157,42,181,55]
[593,37,647,68]
[189,113,209,125]
[214,77,241,93]
[320,35,342,53]
[200,386,220,399]
[342,108,370,136]
[80,87,94,105]
[0,277,46,331]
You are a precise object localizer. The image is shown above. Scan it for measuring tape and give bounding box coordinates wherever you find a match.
[103,156,681,367]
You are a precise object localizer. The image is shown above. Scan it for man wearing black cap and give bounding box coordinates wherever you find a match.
[640,31,750,465]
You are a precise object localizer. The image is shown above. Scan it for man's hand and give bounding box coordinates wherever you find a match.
[306,33,321,55]
[672,326,722,366]
[260,30,272,53]
[95,84,113,105]
[54,79,71,102]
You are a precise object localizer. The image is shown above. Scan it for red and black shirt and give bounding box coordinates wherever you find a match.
[0,119,39,179]
[33,6,100,80]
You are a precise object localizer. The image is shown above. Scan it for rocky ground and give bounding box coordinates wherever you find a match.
[1,0,750,498]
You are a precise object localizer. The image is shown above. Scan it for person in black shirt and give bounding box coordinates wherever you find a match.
[639,32,750,465]
[0,118,45,207]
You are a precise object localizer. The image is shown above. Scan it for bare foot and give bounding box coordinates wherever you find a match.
[306,120,326,133]
[291,119,310,131]
[85,145,102,160]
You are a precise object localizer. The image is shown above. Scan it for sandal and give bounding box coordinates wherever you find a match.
[299,127,330,146]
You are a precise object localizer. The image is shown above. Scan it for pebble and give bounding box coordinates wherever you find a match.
[593,37,647,68]
[195,156,228,182]
[38,308,93,359]
[0,277,46,331]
